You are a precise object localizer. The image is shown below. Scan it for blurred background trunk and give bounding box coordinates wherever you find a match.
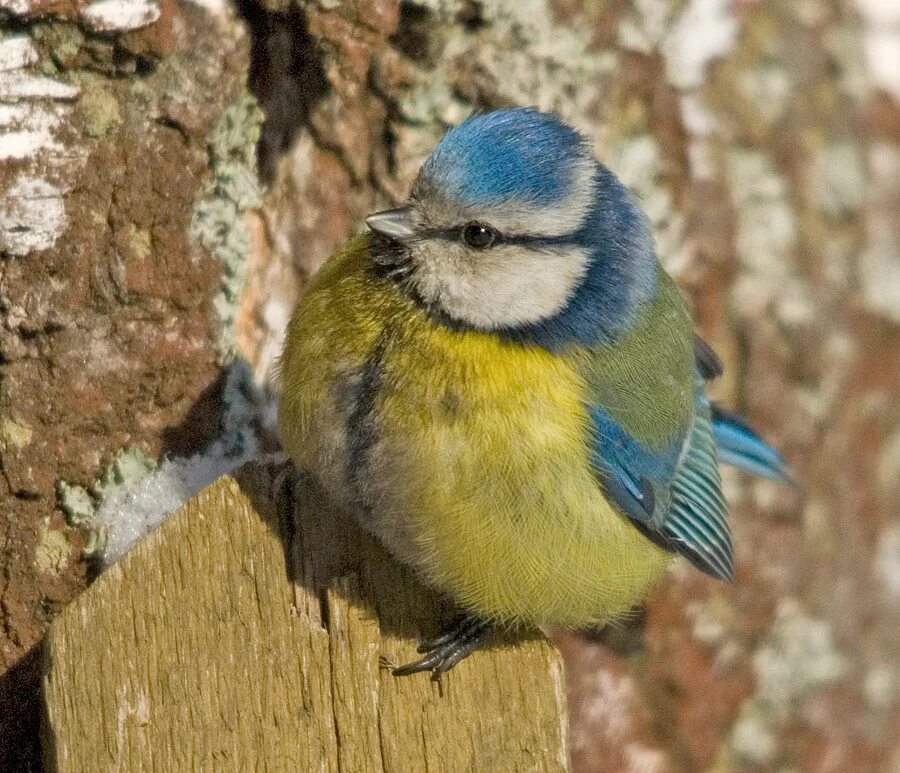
[1,0,897,769]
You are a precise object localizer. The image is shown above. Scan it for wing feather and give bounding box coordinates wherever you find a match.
[589,375,735,581]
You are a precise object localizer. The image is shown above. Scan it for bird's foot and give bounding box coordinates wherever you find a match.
[393,614,495,681]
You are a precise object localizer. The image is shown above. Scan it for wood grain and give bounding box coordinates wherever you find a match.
[42,463,568,772]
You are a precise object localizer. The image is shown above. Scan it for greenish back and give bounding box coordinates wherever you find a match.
[570,266,695,447]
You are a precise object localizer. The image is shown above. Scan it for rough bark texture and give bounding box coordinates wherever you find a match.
[1,0,898,770]
[1,0,254,764]
[43,464,568,771]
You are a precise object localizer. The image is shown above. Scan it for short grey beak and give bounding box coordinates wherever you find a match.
[365,206,417,242]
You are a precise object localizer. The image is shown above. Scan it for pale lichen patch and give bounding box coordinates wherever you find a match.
[730,706,778,766]
[124,223,152,260]
[730,599,848,765]
[389,0,615,186]
[0,33,87,258]
[0,129,63,159]
[734,63,793,131]
[726,149,797,278]
[0,416,34,450]
[662,0,738,90]
[0,35,39,72]
[858,143,900,323]
[864,663,897,711]
[854,0,900,100]
[806,141,867,218]
[0,176,68,256]
[617,0,677,54]
[184,0,227,13]
[680,93,720,179]
[80,0,161,32]
[755,602,848,703]
[35,525,71,576]
[0,102,67,158]
[604,134,689,276]
[874,524,900,599]
[190,95,265,360]
[0,71,80,101]
[78,85,122,137]
[877,427,900,495]
[57,481,96,527]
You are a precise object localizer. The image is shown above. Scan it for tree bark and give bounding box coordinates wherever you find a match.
[1,0,898,770]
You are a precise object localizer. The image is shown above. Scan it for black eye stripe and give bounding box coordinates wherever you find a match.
[414,226,569,248]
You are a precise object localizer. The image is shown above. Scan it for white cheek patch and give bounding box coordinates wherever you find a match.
[412,241,591,329]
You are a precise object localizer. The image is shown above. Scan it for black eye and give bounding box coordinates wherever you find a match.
[461,222,498,250]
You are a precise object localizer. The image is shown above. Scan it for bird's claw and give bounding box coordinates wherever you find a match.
[393,614,494,681]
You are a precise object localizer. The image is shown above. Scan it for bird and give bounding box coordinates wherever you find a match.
[277,107,791,679]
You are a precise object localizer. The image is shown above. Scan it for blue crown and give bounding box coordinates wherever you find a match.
[418,108,588,209]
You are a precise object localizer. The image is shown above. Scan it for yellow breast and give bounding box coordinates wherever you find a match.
[279,237,671,628]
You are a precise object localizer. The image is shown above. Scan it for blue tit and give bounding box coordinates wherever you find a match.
[278,108,790,679]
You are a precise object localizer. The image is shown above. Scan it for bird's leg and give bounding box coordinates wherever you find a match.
[393,614,495,680]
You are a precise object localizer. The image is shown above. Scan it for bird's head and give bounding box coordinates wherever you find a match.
[367,108,657,345]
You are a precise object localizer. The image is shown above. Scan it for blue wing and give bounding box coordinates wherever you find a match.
[590,375,734,581]
[710,404,792,483]
[590,337,792,581]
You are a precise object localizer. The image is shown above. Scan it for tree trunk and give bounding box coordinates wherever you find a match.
[2,0,898,770]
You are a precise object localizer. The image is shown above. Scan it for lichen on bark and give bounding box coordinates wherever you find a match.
[1,0,898,770]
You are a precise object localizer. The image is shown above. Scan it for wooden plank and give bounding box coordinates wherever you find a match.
[42,463,568,771]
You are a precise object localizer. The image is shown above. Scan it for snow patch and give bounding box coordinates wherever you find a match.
[99,441,259,564]
[98,360,269,564]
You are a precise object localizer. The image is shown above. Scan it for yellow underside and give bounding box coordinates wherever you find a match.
[279,237,671,628]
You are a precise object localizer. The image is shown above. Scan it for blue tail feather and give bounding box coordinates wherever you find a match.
[711,405,792,484]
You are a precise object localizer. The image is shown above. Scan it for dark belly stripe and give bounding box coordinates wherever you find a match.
[344,334,388,496]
